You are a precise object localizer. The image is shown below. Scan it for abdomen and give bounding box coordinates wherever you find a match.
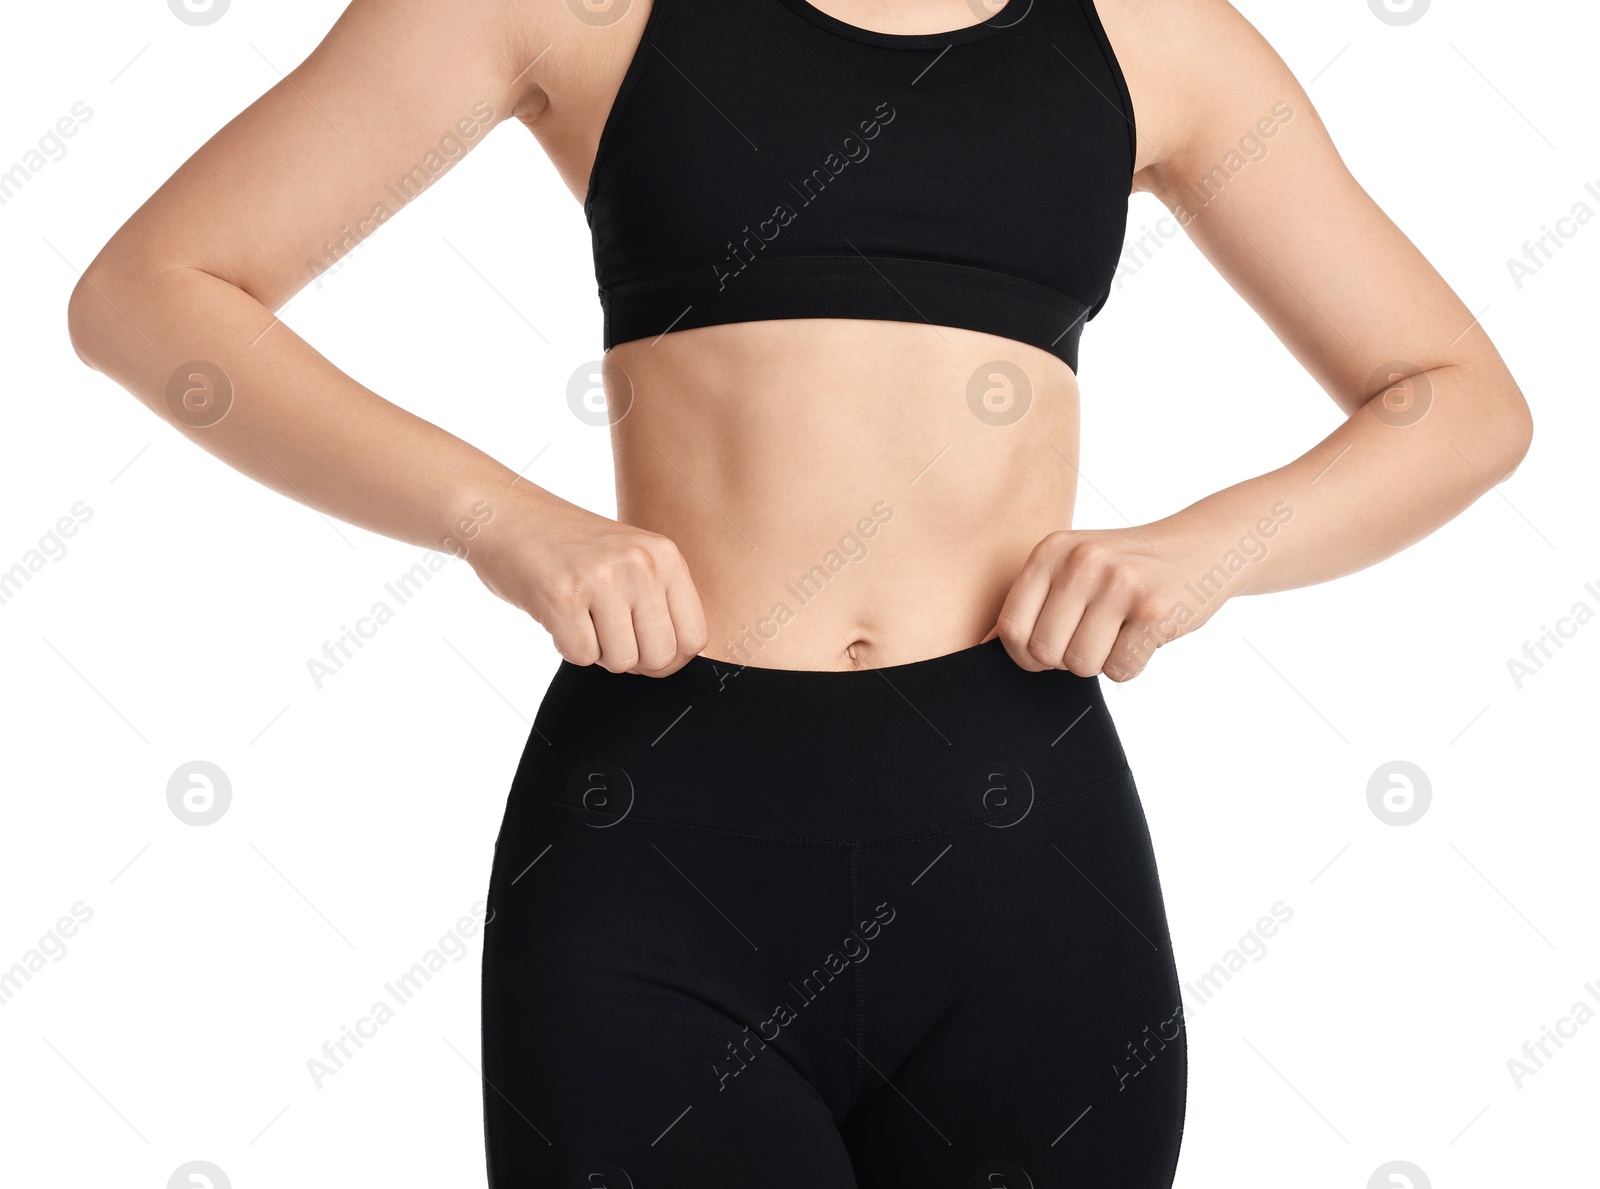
[607,318,1082,670]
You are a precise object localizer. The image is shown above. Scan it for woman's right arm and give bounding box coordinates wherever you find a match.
[66,0,707,677]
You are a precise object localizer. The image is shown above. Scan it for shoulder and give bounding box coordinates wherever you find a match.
[1087,0,1309,186]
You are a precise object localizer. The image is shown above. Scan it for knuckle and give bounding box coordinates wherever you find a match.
[639,645,677,673]
[601,547,650,583]
[1071,541,1112,571]
[632,536,677,572]
[1103,561,1141,593]
[996,614,1030,645]
[559,640,600,667]
[599,650,638,675]
[1026,637,1060,667]
[1061,651,1095,677]
[643,534,681,564]
[1031,531,1073,565]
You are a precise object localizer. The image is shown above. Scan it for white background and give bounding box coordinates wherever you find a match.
[1,0,1595,1186]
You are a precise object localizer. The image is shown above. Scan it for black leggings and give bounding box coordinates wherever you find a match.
[481,638,1186,1187]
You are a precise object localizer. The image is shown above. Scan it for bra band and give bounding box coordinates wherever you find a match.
[601,254,1092,364]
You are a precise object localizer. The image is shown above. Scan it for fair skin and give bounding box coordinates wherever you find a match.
[67,0,1532,679]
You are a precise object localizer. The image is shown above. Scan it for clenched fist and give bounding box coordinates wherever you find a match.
[984,527,1243,681]
[470,494,709,678]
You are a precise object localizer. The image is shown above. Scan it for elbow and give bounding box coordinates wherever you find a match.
[1490,383,1534,485]
[66,270,110,371]
[1491,380,1529,480]
[66,252,144,371]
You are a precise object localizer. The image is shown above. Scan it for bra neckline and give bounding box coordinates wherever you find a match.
[772,0,1032,49]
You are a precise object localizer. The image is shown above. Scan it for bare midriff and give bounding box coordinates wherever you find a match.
[605,317,1081,671]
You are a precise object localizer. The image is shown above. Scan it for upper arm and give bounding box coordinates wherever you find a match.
[76,0,566,313]
[1097,0,1523,418]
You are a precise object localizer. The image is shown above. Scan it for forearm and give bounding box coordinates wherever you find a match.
[69,263,560,557]
[1142,362,1533,602]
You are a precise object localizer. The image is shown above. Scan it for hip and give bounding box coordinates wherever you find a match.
[502,636,1133,842]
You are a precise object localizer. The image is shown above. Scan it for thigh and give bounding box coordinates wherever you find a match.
[481,796,862,1188]
[481,988,859,1189]
[844,773,1187,1188]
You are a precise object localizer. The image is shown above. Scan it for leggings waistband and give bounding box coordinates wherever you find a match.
[509,637,1131,843]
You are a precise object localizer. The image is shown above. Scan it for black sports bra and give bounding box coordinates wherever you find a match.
[584,0,1136,374]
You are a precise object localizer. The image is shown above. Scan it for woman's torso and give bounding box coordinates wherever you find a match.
[527,0,1140,670]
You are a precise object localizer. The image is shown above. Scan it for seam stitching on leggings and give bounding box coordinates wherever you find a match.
[521,766,1134,850]
[849,844,866,1111]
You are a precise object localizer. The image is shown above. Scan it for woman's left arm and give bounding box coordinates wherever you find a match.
[991,0,1533,678]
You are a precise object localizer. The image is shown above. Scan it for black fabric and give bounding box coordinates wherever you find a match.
[481,638,1186,1186]
[585,0,1138,373]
